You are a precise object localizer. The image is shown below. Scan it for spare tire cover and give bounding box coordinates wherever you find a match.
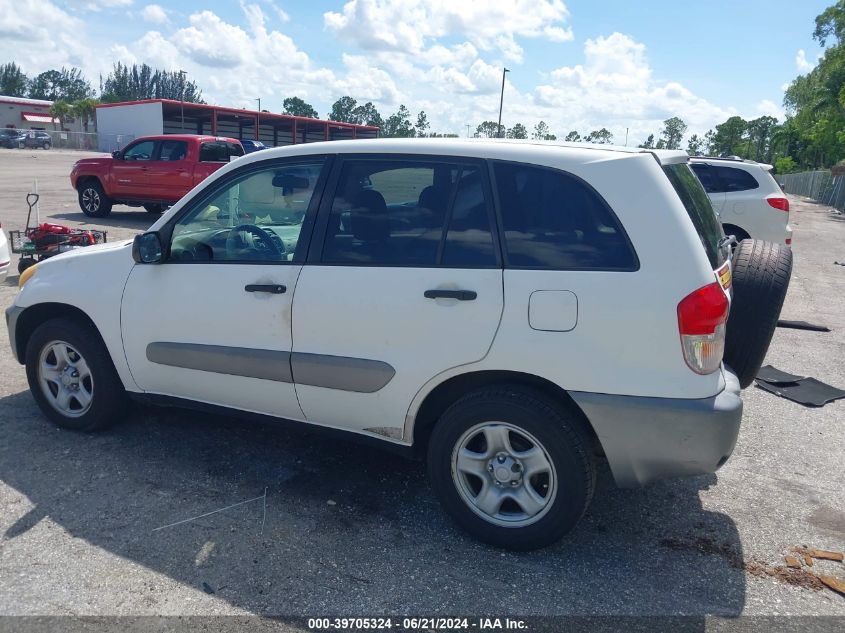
[723,239,793,388]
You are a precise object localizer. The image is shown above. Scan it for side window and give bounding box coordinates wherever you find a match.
[158,140,188,162]
[168,160,325,263]
[123,140,156,161]
[228,142,245,158]
[200,141,233,162]
[715,166,759,192]
[493,162,637,270]
[690,164,719,193]
[321,160,496,267]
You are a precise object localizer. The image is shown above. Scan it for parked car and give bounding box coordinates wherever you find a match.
[7,139,792,550]
[0,222,10,281]
[70,135,244,216]
[0,129,24,149]
[21,130,53,150]
[240,139,269,153]
[690,156,792,245]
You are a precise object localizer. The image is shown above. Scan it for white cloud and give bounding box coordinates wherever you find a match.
[795,49,815,73]
[324,0,572,59]
[756,99,784,120]
[141,4,168,24]
[68,0,132,10]
[0,0,91,72]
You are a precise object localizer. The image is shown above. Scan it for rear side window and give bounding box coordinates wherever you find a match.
[714,166,759,192]
[690,164,718,193]
[663,164,726,268]
[492,162,637,270]
[200,141,243,162]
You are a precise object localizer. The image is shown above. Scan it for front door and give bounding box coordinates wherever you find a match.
[112,139,157,199]
[290,156,504,440]
[121,156,329,420]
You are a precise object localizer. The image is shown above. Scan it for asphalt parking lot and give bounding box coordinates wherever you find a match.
[0,147,843,620]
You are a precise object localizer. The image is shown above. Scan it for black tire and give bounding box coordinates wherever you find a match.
[18,258,35,274]
[25,317,127,432]
[43,142,51,150]
[144,204,164,214]
[723,239,793,388]
[427,385,595,550]
[78,180,112,217]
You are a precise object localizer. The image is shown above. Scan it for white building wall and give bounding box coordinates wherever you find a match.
[95,102,163,152]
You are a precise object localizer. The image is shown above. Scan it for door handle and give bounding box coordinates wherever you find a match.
[424,289,477,301]
[245,284,286,294]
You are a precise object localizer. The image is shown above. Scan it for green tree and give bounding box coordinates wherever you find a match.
[329,96,358,123]
[774,156,798,173]
[659,116,687,150]
[476,120,501,138]
[351,102,383,127]
[415,111,430,137]
[687,133,705,156]
[585,128,613,144]
[283,97,318,118]
[710,116,747,156]
[532,120,556,140]
[383,105,415,137]
[29,67,92,101]
[0,62,28,97]
[72,98,99,133]
[49,99,73,130]
[507,123,528,139]
[638,134,655,149]
[100,63,203,102]
[564,130,581,142]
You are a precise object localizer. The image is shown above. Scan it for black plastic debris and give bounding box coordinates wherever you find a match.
[755,365,845,407]
[201,582,215,594]
[776,319,831,332]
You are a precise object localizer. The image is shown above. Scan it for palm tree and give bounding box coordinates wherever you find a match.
[49,100,73,131]
[72,98,99,133]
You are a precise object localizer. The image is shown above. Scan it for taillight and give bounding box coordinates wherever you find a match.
[677,282,729,374]
[767,197,789,212]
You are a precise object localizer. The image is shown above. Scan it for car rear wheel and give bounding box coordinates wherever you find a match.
[78,181,113,217]
[42,142,51,150]
[427,385,594,550]
[723,239,793,388]
[25,317,127,431]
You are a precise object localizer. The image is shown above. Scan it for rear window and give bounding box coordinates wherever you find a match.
[200,141,244,162]
[663,164,726,268]
[715,166,759,192]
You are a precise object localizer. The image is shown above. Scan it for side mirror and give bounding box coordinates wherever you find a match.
[132,232,163,264]
[112,150,122,160]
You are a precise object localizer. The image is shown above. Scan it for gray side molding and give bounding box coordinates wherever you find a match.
[291,352,395,393]
[146,342,395,392]
[147,342,293,383]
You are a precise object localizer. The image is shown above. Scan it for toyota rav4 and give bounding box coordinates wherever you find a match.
[6,139,791,549]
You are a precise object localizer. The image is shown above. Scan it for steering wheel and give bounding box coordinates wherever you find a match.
[225,224,283,260]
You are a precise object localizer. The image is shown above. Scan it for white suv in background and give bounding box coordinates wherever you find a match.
[7,139,792,550]
[690,157,792,245]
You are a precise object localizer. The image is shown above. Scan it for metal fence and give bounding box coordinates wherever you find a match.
[6,130,134,153]
[780,169,845,211]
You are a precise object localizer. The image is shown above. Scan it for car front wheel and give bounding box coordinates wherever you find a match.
[78,181,113,217]
[25,317,127,431]
[427,385,595,550]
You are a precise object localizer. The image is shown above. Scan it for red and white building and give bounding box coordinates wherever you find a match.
[0,95,84,132]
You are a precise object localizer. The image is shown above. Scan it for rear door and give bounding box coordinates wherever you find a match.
[112,139,157,198]
[290,155,504,440]
[145,139,191,202]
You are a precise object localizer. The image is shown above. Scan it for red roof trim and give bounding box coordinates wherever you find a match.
[96,99,379,131]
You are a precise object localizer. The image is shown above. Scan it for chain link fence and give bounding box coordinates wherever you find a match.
[5,130,134,153]
[780,169,845,211]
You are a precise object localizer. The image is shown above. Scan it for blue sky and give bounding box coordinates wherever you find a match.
[0,0,832,145]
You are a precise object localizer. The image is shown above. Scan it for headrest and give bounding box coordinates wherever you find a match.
[350,189,389,242]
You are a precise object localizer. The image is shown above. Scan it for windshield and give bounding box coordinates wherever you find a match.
[663,163,726,268]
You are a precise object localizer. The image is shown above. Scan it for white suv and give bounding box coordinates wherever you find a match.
[690,157,792,245]
[6,140,789,549]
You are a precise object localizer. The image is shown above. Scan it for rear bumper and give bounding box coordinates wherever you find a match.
[570,368,743,487]
[785,223,793,245]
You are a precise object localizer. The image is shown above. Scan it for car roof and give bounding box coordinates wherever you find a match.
[233,137,690,166]
[135,134,240,143]
[690,156,774,172]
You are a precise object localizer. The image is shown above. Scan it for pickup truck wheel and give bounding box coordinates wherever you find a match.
[79,181,112,217]
[144,204,164,214]
[723,239,793,388]
[25,317,127,432]
[427,386,594,550]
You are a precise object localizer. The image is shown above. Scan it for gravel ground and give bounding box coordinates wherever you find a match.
[0,148,843,621]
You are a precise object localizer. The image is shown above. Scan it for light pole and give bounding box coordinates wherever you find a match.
[255,98,261,142]
[497,67,510,138]
[178,70,186,131]
[466,124,471,138]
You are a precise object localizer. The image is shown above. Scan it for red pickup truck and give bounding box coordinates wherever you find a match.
[70,134,244,217]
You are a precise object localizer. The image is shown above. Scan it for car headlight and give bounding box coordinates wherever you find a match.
[18,263,37,288]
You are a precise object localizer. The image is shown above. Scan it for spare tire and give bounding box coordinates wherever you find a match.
[723,239,792,388]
